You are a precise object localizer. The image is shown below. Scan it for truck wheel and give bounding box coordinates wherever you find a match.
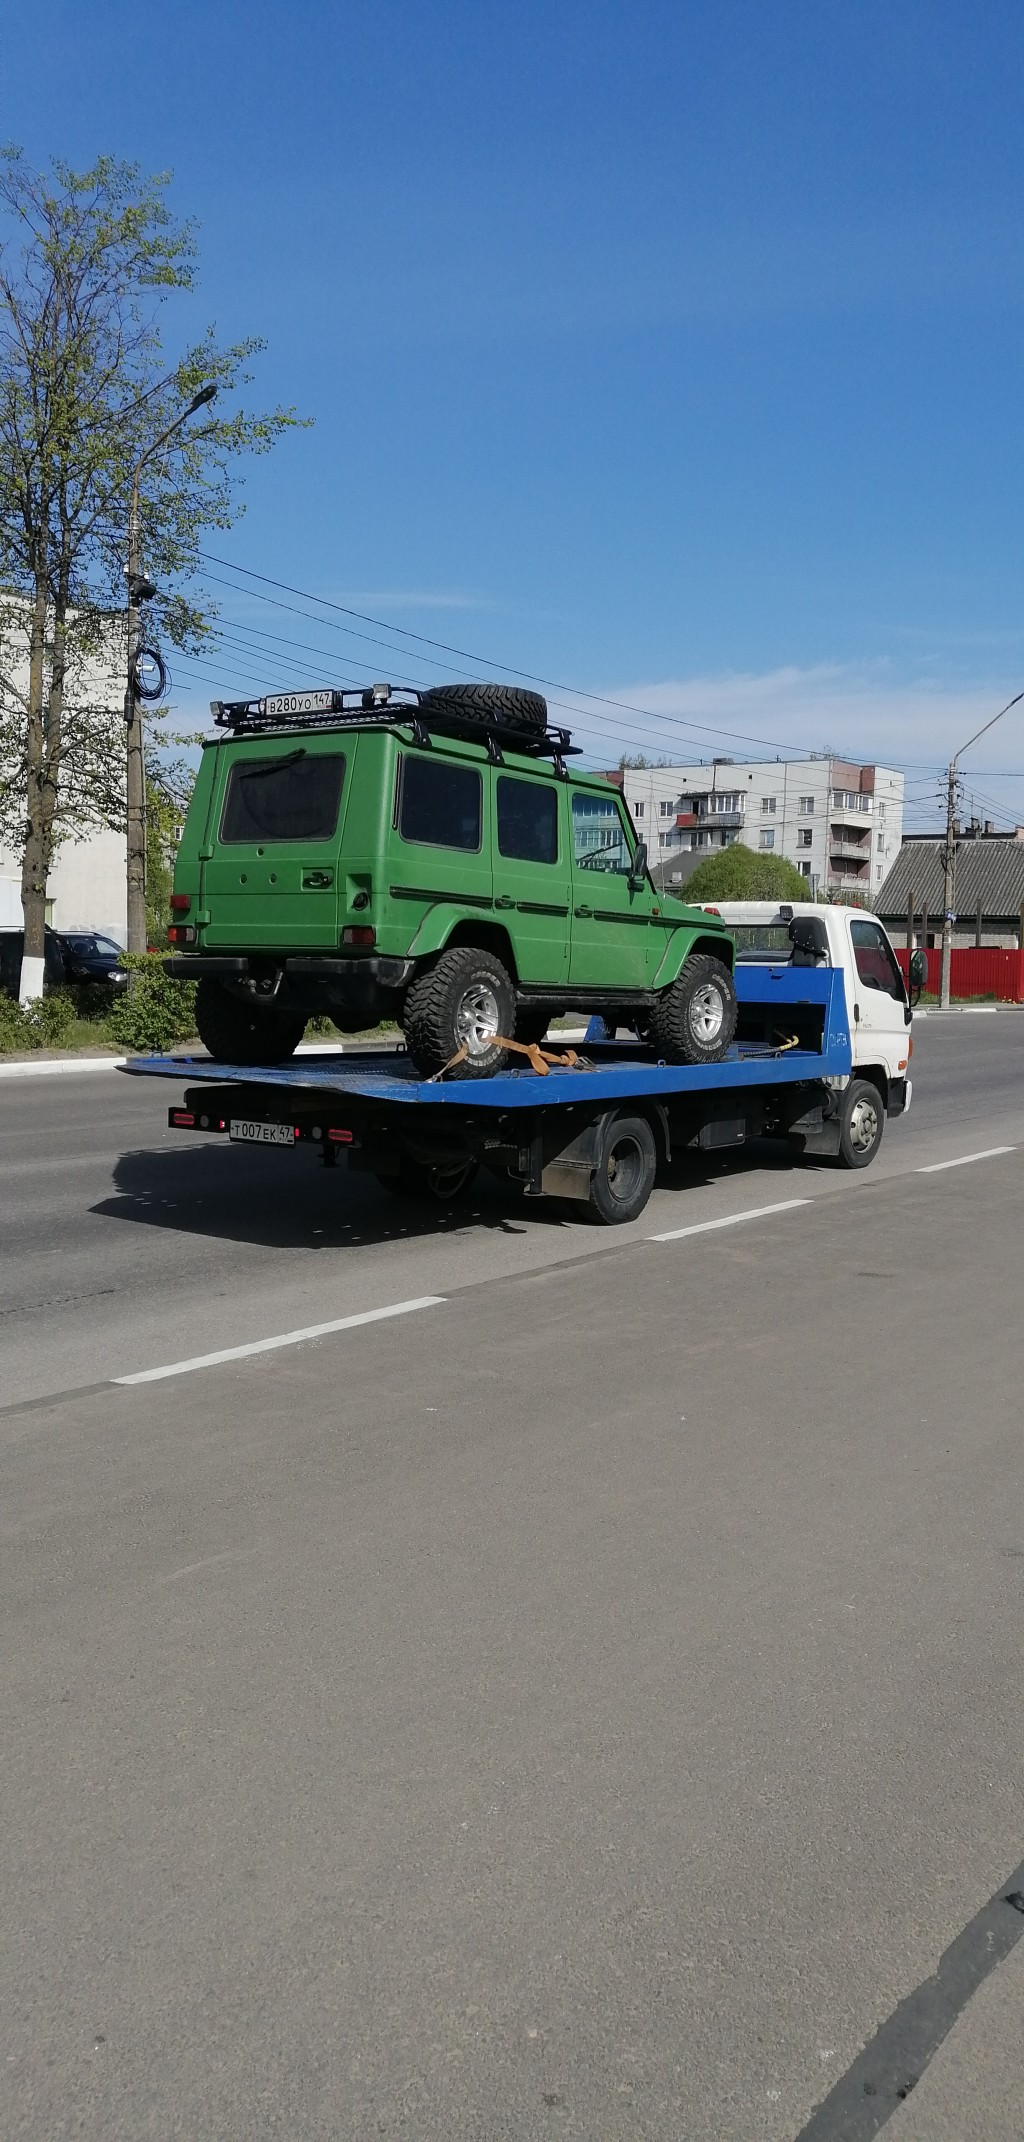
[195,978,306,1066]
[653,955,738,1066]
[376,1157,480,1204]
[587,1113,658,1225]
[403,946,516,1078]
[418,682,548,733]
[836,1079,884,1168]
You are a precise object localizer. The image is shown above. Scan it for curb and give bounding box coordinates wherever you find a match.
[0,1055,128,1080]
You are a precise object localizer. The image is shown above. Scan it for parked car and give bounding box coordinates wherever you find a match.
[56,931,129,988]
[0,926,66,999]
[164,680,738,1076]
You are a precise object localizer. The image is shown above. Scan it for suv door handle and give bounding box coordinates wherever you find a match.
[575,904,593,918]
[494,894,514,910]
[302,868,334,889]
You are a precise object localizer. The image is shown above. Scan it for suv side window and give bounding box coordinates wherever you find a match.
[496,776,558,864]
[399,755,482,851]
[221,752,345,843]
[571,791,632,874]
[850,918,905,999]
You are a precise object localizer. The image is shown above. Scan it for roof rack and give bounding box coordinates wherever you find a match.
[209,683,581,767]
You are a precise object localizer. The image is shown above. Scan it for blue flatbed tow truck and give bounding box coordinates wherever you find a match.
[122,959,911,1225]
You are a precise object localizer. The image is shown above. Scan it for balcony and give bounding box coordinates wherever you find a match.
[676,812,697,828]
[829,834,871,861]
[700,809,745,830]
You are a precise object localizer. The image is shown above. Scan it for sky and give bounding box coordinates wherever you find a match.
[3,0,1024,828]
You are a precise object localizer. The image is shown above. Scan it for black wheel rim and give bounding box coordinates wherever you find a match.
[604,1134,645,1205]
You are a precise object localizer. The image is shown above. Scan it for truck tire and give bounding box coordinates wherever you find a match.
[652,954,738,1066]
[195,978,306,1066]
[418,682,548,733]
[586,1112,658,1225]
[836,1078,884,1168]
[403,945,516,1078]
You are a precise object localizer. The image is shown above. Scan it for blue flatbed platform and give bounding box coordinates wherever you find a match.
[122,964,851,1108]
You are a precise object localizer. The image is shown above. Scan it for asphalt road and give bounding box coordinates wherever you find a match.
[2,1014,1023,1409]
[2,1015,1024,2139]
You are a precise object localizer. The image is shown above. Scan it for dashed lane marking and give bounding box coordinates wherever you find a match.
[112,1296,447,1385]
[649,1198,811,1244]
[916,1145,1016,1173]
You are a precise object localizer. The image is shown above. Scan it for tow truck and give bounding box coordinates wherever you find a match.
[122,902,912,1226]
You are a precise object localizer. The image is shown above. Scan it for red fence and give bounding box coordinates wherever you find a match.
[895,947,1024,1001]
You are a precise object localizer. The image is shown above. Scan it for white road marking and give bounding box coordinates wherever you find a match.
[113,1296,446,1385]
[649,1198,811,1243]
[916,1146,1017,1174]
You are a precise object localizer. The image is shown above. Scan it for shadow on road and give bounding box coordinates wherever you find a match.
[91,1135,814,1253]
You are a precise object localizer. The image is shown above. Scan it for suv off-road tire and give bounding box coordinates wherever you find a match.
[652,954,738,1067]
[418,682,548,733]
[403,945,516,1078]
[836,1078,884,1168]
[195,977,307,1067]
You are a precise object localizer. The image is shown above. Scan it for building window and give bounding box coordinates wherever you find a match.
[798,828,813,849]
[761,796,776,815]
[799,860,812,877]
[709,790,741,815]
[660,799,672,816]
[876,865,883,880]
[633,800,644,818]
[759,828,775,850]
[878,802,886,820]
[877,832,884,851]
[798,795,814,814]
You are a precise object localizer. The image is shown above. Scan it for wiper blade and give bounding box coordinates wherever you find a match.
[240,748,307,778]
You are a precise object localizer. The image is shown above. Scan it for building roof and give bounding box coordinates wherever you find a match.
[878,836,1024,920]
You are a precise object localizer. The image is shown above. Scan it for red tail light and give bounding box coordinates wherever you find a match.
[170,893,191,912]
[168,925,196,946]
[328,1126,354,1144]
[342,925,376,948]
[171,1109,195,1128]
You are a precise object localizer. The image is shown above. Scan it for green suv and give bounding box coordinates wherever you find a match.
[165,682,737,1077]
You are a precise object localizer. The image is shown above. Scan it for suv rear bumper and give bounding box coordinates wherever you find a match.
[163,954,415,988]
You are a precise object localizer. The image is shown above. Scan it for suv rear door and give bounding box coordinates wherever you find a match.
[567,789,657,989]
[202,740,348,951]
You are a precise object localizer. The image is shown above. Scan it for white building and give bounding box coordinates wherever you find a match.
[0,826,127,941]
[613,756,905,898]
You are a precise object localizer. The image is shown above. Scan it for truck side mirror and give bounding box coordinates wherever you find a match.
[908,949,928,987]
[628,840,648,890]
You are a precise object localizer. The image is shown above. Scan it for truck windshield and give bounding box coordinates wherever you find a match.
[220,753,346,843]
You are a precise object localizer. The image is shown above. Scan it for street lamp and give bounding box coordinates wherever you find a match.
[938,688,1024,1009]
[125,383,217,954]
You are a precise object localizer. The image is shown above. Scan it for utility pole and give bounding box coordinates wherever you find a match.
[938,690,1024,1012]
[124,384,217,953]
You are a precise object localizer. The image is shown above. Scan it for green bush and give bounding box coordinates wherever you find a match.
[106,954,197,1053]
[679,845,810,904]
[0,988,77,1052]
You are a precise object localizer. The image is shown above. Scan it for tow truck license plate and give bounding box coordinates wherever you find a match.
[230,1119,295,1146]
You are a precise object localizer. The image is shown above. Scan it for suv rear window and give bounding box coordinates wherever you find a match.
[497,776,558,864]
[220,752,345,843]
[399,755,482,851]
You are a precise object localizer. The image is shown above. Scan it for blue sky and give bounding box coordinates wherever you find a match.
[5,0,1024,826]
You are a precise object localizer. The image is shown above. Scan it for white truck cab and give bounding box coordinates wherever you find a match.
[712,899,914,1125]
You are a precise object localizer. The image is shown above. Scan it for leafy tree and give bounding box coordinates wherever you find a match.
[0,150,308,996]
[679,843,810,903]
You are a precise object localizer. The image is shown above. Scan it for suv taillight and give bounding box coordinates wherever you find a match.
[168,925,196,946]
[342,925,376,948]
[170,893,191,912]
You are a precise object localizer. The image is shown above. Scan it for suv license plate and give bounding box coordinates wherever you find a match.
[261,690,335,717]
[229,1119,295,1146]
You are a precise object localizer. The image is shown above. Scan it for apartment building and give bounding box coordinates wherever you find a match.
[611,757,905,895]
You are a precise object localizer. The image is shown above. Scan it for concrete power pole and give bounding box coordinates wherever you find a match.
[939,761,959,1012]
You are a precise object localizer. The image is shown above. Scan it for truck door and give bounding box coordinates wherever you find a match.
[567,791,656,990]
[492,771,570,984]
[203,741,347,951]
[847,917,909,1054]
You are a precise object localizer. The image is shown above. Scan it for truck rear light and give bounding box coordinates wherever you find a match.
[171,1109,195,1127]
[168,925,196,945]
[170,893,191,912]
[327,1126,354,1143]
[342,925,376,947]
